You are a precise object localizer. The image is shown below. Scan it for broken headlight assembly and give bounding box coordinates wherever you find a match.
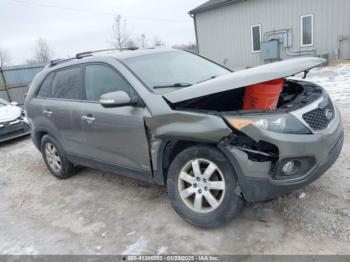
[225,114,311,134]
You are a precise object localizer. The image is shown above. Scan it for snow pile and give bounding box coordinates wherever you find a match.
[295,63,350,105]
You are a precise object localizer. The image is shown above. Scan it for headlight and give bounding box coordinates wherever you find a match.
[225,114,311,134]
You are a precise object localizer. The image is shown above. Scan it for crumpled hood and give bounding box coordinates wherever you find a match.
[163,57,325,103]
[0,105,21,123]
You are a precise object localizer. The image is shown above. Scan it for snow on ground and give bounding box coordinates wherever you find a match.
[294,63,350,105]
[122,236,149,255]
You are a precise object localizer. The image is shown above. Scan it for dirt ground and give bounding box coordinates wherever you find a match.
[0,106,349,255]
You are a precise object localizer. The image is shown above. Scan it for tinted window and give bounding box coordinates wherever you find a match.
[37,73,54,98]
[51,67,82,100]
[251,25,261,52]
[302,15,313,46]
[85,64,130,101]
[123,51,230,93]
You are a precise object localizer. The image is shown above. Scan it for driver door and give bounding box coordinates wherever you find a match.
[80,63,151,177]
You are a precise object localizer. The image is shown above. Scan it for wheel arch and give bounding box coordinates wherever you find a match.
[154,139,234,186]
[33,129,49,151]
[33,129,62,152]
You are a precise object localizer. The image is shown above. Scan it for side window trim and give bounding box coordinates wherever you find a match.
[301,14,314,47]
[251,24,261,53]
[82,62,137,103]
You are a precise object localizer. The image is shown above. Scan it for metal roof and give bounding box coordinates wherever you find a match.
[189,0,246,14]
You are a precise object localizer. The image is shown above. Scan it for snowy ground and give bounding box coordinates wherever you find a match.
[294,63,350,104]
[0,64,349,255]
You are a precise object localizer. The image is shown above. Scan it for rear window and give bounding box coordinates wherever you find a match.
[37,73,54,98]
[51,67,83,100]
[37,67,83,100]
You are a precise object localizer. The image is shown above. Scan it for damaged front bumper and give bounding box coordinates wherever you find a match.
[218,106,344,202]
[0,118,31,143]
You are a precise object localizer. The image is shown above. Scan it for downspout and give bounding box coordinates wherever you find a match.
[337,35,348,60]
[190,13,200,53]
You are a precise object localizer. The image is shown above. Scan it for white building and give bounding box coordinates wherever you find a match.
[190,0,350,69]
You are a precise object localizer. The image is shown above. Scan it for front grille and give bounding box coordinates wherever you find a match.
[302,100,334,131]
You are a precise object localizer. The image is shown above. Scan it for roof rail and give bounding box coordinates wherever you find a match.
[48,47,139,68]
[75,47,139,59]
[49,58,75,67]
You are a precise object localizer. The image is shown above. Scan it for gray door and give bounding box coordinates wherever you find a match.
[81,63,151,173]
[37,66,87,156]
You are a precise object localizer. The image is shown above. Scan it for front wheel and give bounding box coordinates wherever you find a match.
[167,145,243,228]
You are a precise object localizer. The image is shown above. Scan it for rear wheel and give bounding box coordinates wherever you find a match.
[167,145,242,228]
[41,135,75,179]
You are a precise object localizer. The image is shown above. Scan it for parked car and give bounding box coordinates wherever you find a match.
[25,49,343,228]
[0,98,30,143]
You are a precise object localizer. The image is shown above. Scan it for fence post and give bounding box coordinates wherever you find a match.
[0,67,11,102]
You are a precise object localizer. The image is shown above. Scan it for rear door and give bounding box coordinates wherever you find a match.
[38,66,87,156]
[80,63,151,175]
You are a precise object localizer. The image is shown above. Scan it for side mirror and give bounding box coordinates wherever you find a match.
[100,91,141,108]
[10,101,18,106]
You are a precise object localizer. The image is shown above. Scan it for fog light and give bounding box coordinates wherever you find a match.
[282,161,295,175]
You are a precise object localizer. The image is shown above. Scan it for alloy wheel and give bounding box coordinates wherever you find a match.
[178,158,226,213]
[45,142,62,173]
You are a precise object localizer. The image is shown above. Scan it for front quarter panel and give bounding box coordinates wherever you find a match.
[146,110,231,143]
[144,98,232,185]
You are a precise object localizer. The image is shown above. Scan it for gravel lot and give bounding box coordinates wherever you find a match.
[0,103,349,255]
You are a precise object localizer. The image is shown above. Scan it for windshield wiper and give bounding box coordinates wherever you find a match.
[197,75,217,84]
[153,83,192,89]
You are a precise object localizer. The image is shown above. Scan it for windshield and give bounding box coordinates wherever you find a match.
[0,98,9,107]
[123,51,231,94]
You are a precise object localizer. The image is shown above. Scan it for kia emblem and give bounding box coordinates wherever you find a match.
[325,109,333,120]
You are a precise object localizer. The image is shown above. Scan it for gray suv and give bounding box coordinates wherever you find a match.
[25,48,344,228]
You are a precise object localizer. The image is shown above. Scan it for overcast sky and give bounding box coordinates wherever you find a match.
[0,0,204,65]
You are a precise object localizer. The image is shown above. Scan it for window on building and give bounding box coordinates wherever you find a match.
[251,24,261,53]
[51,67,83,100]
[301,14,314,47]
[84,64,131,101]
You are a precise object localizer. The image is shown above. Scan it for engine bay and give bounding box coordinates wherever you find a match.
[170,79,323,114]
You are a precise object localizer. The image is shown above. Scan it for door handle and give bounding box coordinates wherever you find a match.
[81,115,95,124]
[43,109,53,117]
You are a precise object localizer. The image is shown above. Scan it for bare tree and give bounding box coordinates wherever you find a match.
[138,34,147,49]
[0,48,10,68]
[111,15,136,50]
[29,38,54,64]
[152,36,165,47]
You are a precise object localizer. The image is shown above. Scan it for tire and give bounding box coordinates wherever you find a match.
[40,134,75,179]
[167,145,243,228]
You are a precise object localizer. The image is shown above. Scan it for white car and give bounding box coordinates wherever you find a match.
[0,98,30,142]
